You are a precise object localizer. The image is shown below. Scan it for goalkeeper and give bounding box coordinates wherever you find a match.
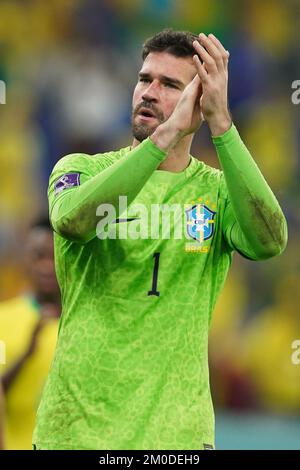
[33,29,287,450]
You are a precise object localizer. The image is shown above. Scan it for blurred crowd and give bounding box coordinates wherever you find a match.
[0,0,299,449]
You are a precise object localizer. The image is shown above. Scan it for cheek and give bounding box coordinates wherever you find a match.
[132,85,142,108]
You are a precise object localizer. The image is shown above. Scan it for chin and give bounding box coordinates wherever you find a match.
[132,123,157,143]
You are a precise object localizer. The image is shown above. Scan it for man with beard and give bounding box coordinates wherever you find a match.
[33,29,287,450]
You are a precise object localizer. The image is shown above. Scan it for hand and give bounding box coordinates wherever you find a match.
[193,33,232,136]
[167,73,204,137]
[151,74,204,152]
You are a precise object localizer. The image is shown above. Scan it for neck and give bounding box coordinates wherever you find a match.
[132,134,193,173]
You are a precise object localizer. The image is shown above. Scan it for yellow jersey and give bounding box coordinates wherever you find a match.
[0,296,58,449]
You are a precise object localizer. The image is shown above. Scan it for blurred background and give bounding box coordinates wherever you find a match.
[0,0,299,450]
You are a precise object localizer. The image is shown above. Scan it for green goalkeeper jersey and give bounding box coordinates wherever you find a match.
[33,125,287,450]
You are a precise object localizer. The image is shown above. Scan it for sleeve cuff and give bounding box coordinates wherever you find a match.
[211,123,240,146]
[143,136,167,162]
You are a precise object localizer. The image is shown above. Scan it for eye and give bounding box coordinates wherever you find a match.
[164,82,178,89]
[139,77,150,83]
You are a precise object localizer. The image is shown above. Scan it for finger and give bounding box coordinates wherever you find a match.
[187,72,201,87]
[181,73,200,103]
[207,33,230,68]
[193,54,208,84]
[208,33,229,56]
[193,40,218,75]
[186,73,202,97]
[198,33,224,72]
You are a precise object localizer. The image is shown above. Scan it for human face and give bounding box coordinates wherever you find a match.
[25,228,59,300]
[131,52,196,142]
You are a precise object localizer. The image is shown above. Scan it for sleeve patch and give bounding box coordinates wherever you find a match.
[54,173,80,195]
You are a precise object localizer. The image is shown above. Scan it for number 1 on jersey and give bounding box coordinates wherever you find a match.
[148,252,160,296]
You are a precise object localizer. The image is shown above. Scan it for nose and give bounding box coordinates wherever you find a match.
[142,80,159,102]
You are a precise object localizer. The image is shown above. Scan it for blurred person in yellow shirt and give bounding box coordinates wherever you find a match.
[0,217,60,449]
[208,261,251,409]
[0,381,4,450]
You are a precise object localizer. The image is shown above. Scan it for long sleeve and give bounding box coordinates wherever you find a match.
[213,124,288,260]
[49,137,166,243]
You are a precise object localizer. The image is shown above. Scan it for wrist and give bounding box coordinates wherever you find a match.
[150,119,184,152]
[207,113,232,137]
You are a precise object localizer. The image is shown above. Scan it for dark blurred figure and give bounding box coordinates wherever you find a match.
[0,217,61,449]
[0,381,4,450]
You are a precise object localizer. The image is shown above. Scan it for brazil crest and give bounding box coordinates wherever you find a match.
[186,204,216,243]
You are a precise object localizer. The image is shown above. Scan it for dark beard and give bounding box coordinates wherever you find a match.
[131,121,157,142]
[131,102,164,142]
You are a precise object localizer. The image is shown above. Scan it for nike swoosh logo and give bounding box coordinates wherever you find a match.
[113,218,140,223]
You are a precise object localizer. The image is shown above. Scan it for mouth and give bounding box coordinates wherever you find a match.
[137,107,158,121]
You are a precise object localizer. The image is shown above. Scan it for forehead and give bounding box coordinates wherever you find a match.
[140,52,196,85]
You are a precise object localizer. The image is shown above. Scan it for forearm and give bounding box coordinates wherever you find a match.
[51,137,166,243]
[214,124,288,259]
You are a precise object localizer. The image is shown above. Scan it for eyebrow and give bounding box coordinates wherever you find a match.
[138,72,184,89]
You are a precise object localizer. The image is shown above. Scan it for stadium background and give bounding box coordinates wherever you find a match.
[0,0,299,449]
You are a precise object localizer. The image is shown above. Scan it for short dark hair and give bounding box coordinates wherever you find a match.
[142,28,198,61]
